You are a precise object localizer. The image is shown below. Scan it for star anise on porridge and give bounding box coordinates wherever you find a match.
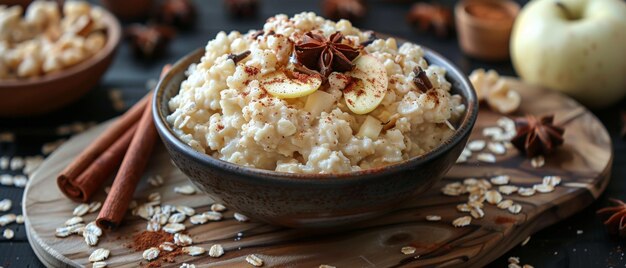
[511,114,564,158]
[597,198,626,237]
[294,31,360,77]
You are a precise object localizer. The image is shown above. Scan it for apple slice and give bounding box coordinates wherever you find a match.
[260,70,323,99]
[304,90,336,117]
[357,115,383,139]
[344,55,388,114]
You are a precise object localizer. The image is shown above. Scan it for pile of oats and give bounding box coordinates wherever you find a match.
[508,256,533,268]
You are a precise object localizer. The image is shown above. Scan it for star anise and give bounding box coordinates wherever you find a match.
[126,24,176,60]
[322,0,367,22]
[597,198,626,237]
[294,31,360,78]
[406,3,454,38]
[511,114,565,158]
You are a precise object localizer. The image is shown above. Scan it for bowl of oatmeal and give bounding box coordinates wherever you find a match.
[154,13,478,228]
[0,1,121,116]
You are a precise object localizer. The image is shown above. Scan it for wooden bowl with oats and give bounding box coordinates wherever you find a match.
[0,6,121,117]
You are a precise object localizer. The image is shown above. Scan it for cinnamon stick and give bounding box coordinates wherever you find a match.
[96,65,170,230]
[58,123,139,202]
[57,93,150,201]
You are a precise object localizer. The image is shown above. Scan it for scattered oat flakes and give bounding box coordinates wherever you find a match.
[203,211,223,221]
[508,256,520,264]
[498,185,518,195]
[160,242,176,252]
[497,200,513,210]
[508,204,522,214]
[65,216,84,226]
[73,203,90,216]
[147,175,164,187]
[88,248,110,262]
[174,233,192,246]
[470,206,485,219]
[190,214,208,225]
[168,213,186,224]
[10,157,24,170]
[530,155,545,168]
[533,184,554,193]
[12,175,27,187]
[467,140,486,151]
[401,246,416,255]
[88,202,102,213]
[134,204,155,220]
[211,203,227,212]
[518,187,536,197]
[209,244,224,258]
[174,185,196,195]
[246,254,264,267]
[234,212,249,222]
[176,206,195,216]
[0,199,11,212]
[180,264,195,268]
[425,215,441,221]
[456,203,471,212]
[487,142,506,155]
[143,247,160,261]
[521,236,531,246]
[93,261,107,268]
[3,228,14,239]
[476,153,496,163]
[452,216,471,227]
[0,174,12,186]
[485,190,503,205]
[0,156,8,169]
[182,246,206,256]
[163,223,185,234]
[148,192,161,202]
[543,176,561,187]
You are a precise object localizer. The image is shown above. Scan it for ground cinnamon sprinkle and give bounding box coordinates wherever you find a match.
[131,230,183,267]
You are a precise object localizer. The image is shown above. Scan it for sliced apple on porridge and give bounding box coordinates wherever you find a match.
[260,70,323,98]
[343,55,388,115]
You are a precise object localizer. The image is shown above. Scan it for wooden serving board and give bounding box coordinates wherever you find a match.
[24,78,612,268]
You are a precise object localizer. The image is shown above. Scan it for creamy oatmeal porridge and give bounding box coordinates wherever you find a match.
[167,12,465,174]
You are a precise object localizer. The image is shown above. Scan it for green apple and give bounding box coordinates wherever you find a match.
[511,0,626,107]
[344,55,388,114]
[260,71,322,99]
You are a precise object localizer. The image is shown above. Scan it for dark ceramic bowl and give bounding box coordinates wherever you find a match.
[153,41,478,228]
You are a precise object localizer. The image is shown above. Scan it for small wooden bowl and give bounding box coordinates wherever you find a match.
[455,0,520,61]
[0,7,121,117]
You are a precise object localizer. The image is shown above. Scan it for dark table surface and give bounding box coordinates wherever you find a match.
[1,0,625,267]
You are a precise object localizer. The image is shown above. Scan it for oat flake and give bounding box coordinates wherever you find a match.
[3,228,14,239]
[0,213,16,226]
[467,140,486,151]
[246,254,264,267]
[174,185,196,195]
[485,190,502,205]
[92,261,107,268]
[476,153,496,163]
[425,215,441,221]
[452,216,472,227]
[401,246,416,255]
[88,202,102,213]
[204,211,223,221]
[234,212,249,222]
[174,233,193,246]
[533,184,554,193]
[160,242,176,252]
[143,247,160,261]
[88,248,110,262]
[190,214,208,225]
[497,200,514,210]
[508,204,522,214]
[209,244,224,258]
[65,216,84,226]
[0,199,12,212]
[163,223,185,234]
[211,203,227,212]
[168,213,186,224]
[15,215,24,224]
[518,187,536,197]
[73,203,90,216]
[490,175,509,185]
[183,246,206,256]
[498,185,518,195]
[176,205,195,216]
[530,156,545,168]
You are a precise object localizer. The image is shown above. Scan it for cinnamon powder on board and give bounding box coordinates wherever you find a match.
[130,230,183,267]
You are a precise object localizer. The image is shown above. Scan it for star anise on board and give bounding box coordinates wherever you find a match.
[322,0,367,22]
[126,24,176,59]
[406,3,454,38]
[597,198,626,237]
[510,114,565,158]
[294,31,360,77]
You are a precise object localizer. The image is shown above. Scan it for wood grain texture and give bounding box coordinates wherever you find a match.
[23,78,612,268]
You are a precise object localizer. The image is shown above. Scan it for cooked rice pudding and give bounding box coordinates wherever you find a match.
[167,12,466,174]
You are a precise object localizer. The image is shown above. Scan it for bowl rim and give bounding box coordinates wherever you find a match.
[153,37,478,182]
[0,6,122,88]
